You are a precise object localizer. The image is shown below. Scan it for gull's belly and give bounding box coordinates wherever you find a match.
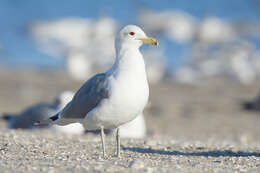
[83,77,149,130]
[111,80,149,120]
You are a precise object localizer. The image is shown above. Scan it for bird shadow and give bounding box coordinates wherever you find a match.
[122,146,260,157]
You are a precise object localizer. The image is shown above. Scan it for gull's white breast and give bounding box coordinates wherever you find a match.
[83,50,149,129]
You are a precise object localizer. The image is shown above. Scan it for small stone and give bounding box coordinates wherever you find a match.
[129,159,145,169]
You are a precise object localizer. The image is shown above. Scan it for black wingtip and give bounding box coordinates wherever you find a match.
[1,114,13,121]
[243,102,253,110]
[50,114,59,121]
[34,113,60,126]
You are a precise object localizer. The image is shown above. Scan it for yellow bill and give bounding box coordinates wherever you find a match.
[137,37,158,46]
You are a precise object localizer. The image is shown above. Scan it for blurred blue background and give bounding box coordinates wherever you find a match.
[0,0,259,65]
[1,0,260,84]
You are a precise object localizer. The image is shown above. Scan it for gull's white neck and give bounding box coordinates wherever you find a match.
[108,46,147,79]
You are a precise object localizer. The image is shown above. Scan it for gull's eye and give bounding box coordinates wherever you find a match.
[129,32,135,36]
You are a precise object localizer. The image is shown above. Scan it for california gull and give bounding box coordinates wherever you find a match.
[38,25,157,158]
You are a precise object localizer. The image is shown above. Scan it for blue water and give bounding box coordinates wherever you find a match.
[0,0,259,68]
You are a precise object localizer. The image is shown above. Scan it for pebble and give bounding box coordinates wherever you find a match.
[129,159,145,169]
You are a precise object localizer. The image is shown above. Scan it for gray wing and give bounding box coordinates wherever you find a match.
[60,73,109,120]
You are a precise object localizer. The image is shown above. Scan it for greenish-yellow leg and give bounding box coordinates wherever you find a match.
[100,127,106,158]
[116,128,120,158]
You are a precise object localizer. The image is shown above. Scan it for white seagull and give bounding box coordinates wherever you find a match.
[38,25,158,157]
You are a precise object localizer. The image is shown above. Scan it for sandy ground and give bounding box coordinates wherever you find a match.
[0,68,260,172]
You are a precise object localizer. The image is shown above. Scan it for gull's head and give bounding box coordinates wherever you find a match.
[116,25,158,51]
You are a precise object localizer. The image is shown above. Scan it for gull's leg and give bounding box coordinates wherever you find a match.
[100,126,106,158]
[116,128,121,158]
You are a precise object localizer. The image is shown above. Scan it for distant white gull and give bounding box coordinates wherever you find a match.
[119,113,146,138]
[37,25,158,158]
